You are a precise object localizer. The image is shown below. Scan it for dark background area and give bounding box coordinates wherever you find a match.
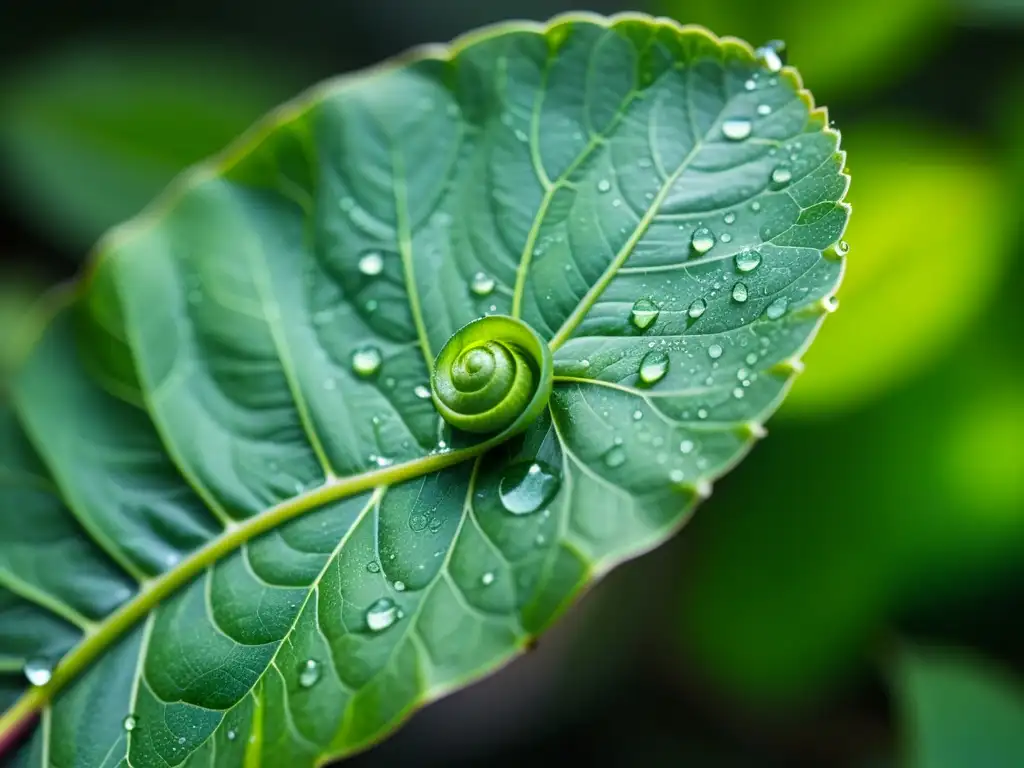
[2,1,1023,765]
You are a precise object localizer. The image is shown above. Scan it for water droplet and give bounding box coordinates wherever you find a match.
[632,409,644,421]
[687,298,707,319]
[732,282,749,303]
[178,737,186,745]
[744,78,757,91]
[298,659,320,688]
[697,407,709,420]
[638,351,669,386]
[837,240,850,254]
[481,572,495,586]
[733,387,746,399]
[409,513,427,532]
[514,128,528,142]
[470,271,495,296]
[751,201,762,212]
[394,580,406,592]
[691,227,715,254]
[720,233,733,243]
[123,715,137,732]
[597,179,612,193]
[669,469,685,483]
[680,439,695,454]
[735,250,762,273]
[771,166,793,185]
[414,384,431,400]
[755,40,787,72]
[745,352,759,365]
[24,658,52,687]
[366,598,400,632]
[227,729,237,741]
[358,252,384,276]
[708,344,724,360]
[757,104,772,116]
[366,561,380,573]
[722,118,752,141]
[498,461,561,516]
[351,346,382,378]
[765,297,788,320]
[724,212,736,225]
[603,445,627,468]
[630,298,660,330]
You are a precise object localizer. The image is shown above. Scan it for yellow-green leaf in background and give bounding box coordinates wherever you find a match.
[783,124,1011,418]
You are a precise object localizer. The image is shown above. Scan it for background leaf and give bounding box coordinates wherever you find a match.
[894,646,1024,768]
[0,14,848,765]
[0,40,306,253]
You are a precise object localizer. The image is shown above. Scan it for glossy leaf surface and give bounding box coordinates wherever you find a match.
[0,13,848,765]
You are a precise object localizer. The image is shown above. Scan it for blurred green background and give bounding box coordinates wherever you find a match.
[2,0,1023,765]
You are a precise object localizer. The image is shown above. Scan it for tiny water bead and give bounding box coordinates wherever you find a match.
[351,346,382,378]
[470,271,496,296]
[757,104,772,116]
[638,350,669,386]
[394,580,406,592]
[597,179,612,193]
[687,298,707,319]
[123,715,137,732]
[481,571,496,587]
[744,78,757,91]
[630,298,660,330]
[413,384,431,400]
[669,469,685,483]
[24,658,52,686]
[721,118,752,141]
[837,240,851,254]
[691,227,715,255]
[227,730,237,742]
[498,461,561,515]
[680,439,695,454]
[723,212,737,225]
[708,344,724,360]
[755,39,787,72]
[603,444,627,468]
[735,250,762,273]
[732,282,749,303]
[366,561,381,573]
[298,659,321,688]
[765,297,789,320]
[771,166,793,186]
[358,251,384,276]
[366,598,400,632]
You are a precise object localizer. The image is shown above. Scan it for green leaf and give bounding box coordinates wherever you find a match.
[895,646,1024,767]
[0,13,849,765]
[0,41,306,252]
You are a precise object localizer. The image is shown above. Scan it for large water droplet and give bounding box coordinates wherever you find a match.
[732,282,749,303]
[708,344,724,360]
[687,298,707,319]
[630,298,660,330]
[498,461,561,516]
[691,227,715,255]
[638,350,669,386]
[735,250,762,273]
[358,251,384,276]
[721,118,752,141]
[123,715,137,732]
[366,598,400,632]
[603,445,627,468]
[298,659,321,688]
[771,166,793,185]
[351,346,382,378]
[755,40,787,72]
[470,271,495,296]
[24,658,52,687]
[765,297,789,319]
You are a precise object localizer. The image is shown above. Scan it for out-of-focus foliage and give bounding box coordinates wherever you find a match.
[895,647,1024,767]
[0,41,306,252]
[784,125,1011,417]
[675,326,1024,707]
[659,0,949,97]
[0,269,46,378]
